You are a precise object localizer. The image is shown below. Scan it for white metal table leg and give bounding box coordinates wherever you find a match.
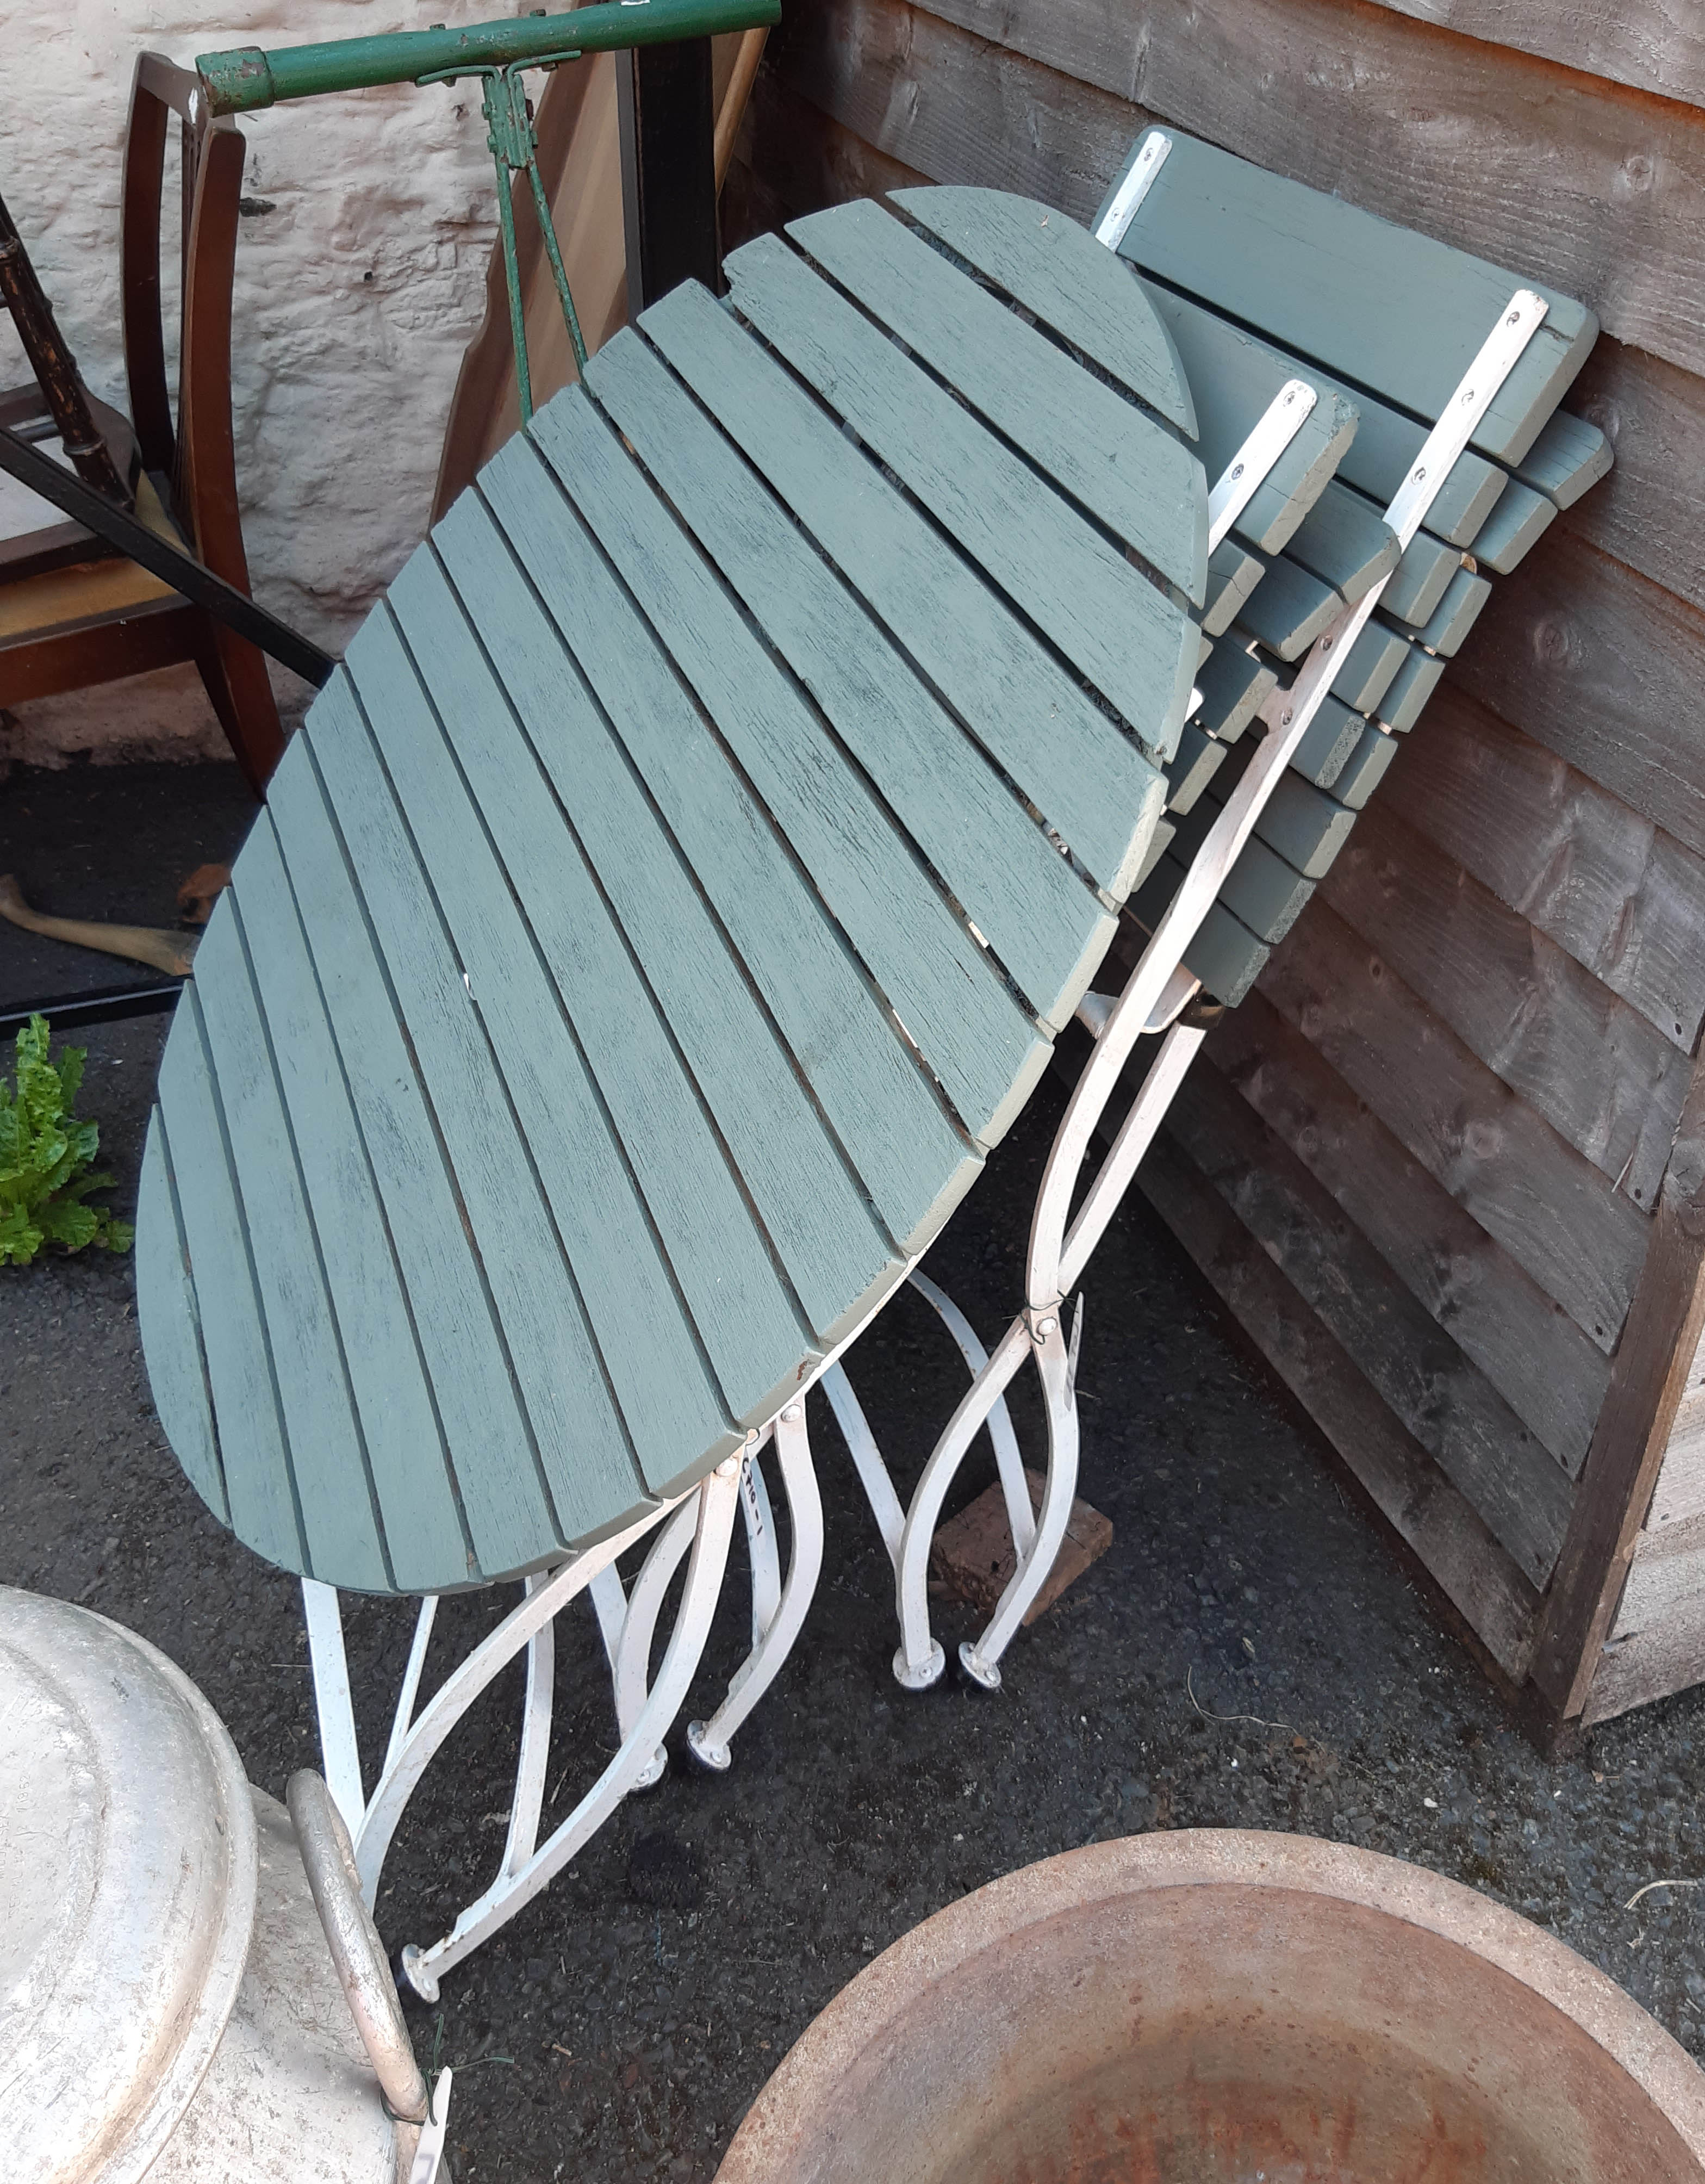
[302,1577,366,1835]
[400,1461,741,1996]
[824,1362,905,1561]
[908,1269,1034,1556]
[687,1400,824,1770]
[608,1493,700,1791]
[495,1570,556,1886]
[739,1446,783,1648]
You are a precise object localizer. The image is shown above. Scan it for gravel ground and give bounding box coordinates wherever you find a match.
[4,759,1703,2180]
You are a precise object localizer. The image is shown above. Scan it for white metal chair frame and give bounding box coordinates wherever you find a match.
[297,149,1549,1991]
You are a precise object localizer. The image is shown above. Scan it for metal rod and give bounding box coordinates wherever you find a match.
[197,0,780,115]
[0,981,184,1038]
[0,424,335,687]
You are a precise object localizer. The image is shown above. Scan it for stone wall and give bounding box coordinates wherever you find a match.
[3,0,502,765]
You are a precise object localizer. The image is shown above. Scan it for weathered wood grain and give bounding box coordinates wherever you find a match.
[1211,991,1609,1476]
[532,386,1051,1149]
[135,1117,227,1526]
[154,990,305,1576]
[1387,689,1705,1053]
[638,280,1167,902]
[1135,1125,1541,1679]
[228,815,475,1593]
[1352,0,1705,113]
[783,200,1206,595]
[893,184,1197,430]
[1258,900,1649,1351]
[768,0,1705,382]
[1320,805,1690,1212]
[1169,1053,1573,1585]
[369,562,821,1444]
[1332,724,1400,813]
[587,326,1117,1033]
[1447,532,1705,865]
[725,232,1198,753]
[1560,339,1705,614]
[480,433,981,1258]
[1529,1054,1705,1717]
[1106,128,1593,467]
[1584,1570,1705,1724]
[189,904,392,1592]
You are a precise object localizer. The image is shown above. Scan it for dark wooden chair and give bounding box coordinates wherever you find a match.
[0,53,284,792]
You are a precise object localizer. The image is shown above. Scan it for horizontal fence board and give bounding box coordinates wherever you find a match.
[1170,1052,1575,1586]
[1563,339,1705,616]
[1210,991,1610,1478]
[1136,1127,1542,1680]
[1389,690,1705,1053]
[1258,901,1649,1352]
[1448,533,1705,865]
[1321,805,1691,1212]
[1354,0,1705,113]
[1585,1510,1705,1723]
[767,0,1705,383]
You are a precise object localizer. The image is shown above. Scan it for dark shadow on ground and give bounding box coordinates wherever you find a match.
[3,760,1701,2182]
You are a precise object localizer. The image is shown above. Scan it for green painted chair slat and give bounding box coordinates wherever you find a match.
[135,1118,227,1526]
[530,388,1052,1150]
[1468,480,1556,575]
[154,992,304,1574]
[269,696,600,1578]
[344,594,781,1479]
[1144,281,1505,548]
[892,185,1197,435]
[1376,645,1447,734]
[1511,410,1612,510]
[1233,553,1340,663]
[1205,748,1356,880]
[1330,621,1409,715]
[1193,642,1274,744]
[1281,480,1401,606]
[1399,568,1492,659]
[1333,724,1402,811]
[1380,529,1463,629]
[1131,853,1270,1006]
[1107,129,1597,464]
[586,329,1115,1038]
[1133,817,1175,890]
[637,280,1166,901]
[724,232,1198,761]
[1204,540,1264,638]
[477,432,981,1258]
[430,490,909,1359]
[789,201,1207,603]
[1138,283,1358,554]
[1163,721,1228,815]
[1167,789,1314,943]
[1287,693,1366,792]
[189,904,391,1592]
[228,815,472,1592]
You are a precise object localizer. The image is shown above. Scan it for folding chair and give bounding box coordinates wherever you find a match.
[676,130,1608,1747]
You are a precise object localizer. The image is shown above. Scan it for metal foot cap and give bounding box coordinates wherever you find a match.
[686,1720,731,1772]
[632,1744,669,1792]
[957,1641,1003,1691]
[399,1943,441,2005]
[892,1640,947,1692]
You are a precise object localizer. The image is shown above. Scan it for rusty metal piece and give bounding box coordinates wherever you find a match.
[715,1831,1705,2183]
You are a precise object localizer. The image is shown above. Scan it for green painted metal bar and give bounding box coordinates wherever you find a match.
[196,0,779,116]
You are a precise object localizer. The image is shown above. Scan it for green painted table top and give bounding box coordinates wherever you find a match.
[137,189,1206,1594]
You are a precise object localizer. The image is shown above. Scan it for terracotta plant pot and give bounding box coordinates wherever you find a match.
[715,1831,1705,2183]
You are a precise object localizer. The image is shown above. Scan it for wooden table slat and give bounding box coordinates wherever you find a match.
[135,1117,228,1527]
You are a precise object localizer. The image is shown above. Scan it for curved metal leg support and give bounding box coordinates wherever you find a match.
[401,1461,741,1996]
[891,1314,1032,1690]
[688,1401,824,1770]
[608,1493,701,1791]
[959,1310,1080,1690]
[907,1269,1033,1556]
[823,1362,904,1561]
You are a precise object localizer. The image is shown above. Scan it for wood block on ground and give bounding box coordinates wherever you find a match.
[929,1467,1112,1623]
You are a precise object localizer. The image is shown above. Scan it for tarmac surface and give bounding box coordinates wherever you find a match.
[4,759,1703,2181]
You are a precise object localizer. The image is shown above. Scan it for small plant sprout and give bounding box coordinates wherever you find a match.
[0,1014,134,1267]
